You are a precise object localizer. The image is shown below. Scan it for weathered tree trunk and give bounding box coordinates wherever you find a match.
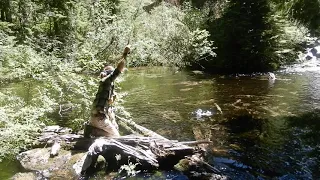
[33,121,212,176]
[116,115,168,140]
[1,0,12,22]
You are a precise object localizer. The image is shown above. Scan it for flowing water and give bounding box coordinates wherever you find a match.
[1,64,320,179]
[119,67,320,179]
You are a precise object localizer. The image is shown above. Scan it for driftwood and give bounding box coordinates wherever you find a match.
[116,115,168,140]
[33,116,214,176]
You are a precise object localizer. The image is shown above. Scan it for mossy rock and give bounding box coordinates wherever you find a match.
[11,172,36,180]
[17,148,88,179]
[174,159,191,172]
[17,148,72,171]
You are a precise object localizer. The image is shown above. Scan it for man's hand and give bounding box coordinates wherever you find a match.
[122,45,131,59]
[118,45,130,72]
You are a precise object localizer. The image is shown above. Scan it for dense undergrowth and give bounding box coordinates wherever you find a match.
[0,0,318,160]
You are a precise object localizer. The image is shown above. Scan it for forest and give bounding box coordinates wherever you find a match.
[1,0,320,179]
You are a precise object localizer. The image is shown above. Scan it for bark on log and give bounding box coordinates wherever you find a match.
[78,136,203,174]
[32,118,212,176]
[116,115,168,140]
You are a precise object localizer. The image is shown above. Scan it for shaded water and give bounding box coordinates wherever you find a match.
[119,67,320,179]
[0,159,22,180]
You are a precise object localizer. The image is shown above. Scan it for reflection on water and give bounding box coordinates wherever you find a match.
[120,67,320,179]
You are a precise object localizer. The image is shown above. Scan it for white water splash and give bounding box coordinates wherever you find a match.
[194,109,213,119]
[281,45,320,73]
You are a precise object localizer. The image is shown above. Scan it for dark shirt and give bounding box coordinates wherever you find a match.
[92,68,121,112]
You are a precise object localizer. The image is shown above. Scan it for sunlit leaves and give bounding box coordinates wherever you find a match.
[274,0,320,35]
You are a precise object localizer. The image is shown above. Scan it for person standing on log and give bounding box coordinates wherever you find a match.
[88,45,130,137]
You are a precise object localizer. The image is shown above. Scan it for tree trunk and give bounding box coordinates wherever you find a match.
[33,124,212,175]
[2,0,12,22]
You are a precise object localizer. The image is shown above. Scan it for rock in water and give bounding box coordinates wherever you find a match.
[192,70,204,75]
[16,148,87,179]
[268,72,276,80]
[194,109,213,119]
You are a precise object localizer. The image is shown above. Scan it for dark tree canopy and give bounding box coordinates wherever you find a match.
[191,0,278,73]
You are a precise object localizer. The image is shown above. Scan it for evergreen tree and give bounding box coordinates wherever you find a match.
[195,0,279,73]
[274,0,320,35]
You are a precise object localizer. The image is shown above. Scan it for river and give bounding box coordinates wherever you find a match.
[1,65,320,179]
[119,67,319,179]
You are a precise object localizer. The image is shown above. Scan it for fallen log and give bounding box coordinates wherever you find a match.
[76,136,206,175]
[116,115,168,140]
[29,116,213,177]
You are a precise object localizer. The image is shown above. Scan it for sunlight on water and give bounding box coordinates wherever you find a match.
[120,67,320,179]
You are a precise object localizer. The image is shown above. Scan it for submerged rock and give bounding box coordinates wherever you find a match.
[267,72,276,80]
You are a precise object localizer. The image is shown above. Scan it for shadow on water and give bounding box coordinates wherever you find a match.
[210,110,320,179]
[285,109,320,178]
[222,114,266,134]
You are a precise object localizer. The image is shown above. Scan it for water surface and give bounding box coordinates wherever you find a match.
[119,67,320,179]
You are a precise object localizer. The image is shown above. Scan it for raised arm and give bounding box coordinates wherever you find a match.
[101,45,130,82]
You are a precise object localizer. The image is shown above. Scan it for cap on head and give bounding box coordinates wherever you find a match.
[104,66,114,75]
[100,65,114,78]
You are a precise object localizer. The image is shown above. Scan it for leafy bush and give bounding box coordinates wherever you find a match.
[273,0,320,35]
[69,0,216,69]
[0,91,55,160]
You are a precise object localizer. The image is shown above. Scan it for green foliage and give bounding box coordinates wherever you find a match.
[0,21,97,160]
[185,0,315,73]
[271,14,308,64]
[118,159,140,177]
[0,90,55,160]
[200,0,278,73]
[127,1,215,67]
[68,0,216,69]
[43,71,98,128]
[0,57,98,160]
[273,0,320,35]
[2,0,215,72]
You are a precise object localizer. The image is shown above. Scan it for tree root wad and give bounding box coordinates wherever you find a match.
[35,116,216,177]
[78,136,211,176]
